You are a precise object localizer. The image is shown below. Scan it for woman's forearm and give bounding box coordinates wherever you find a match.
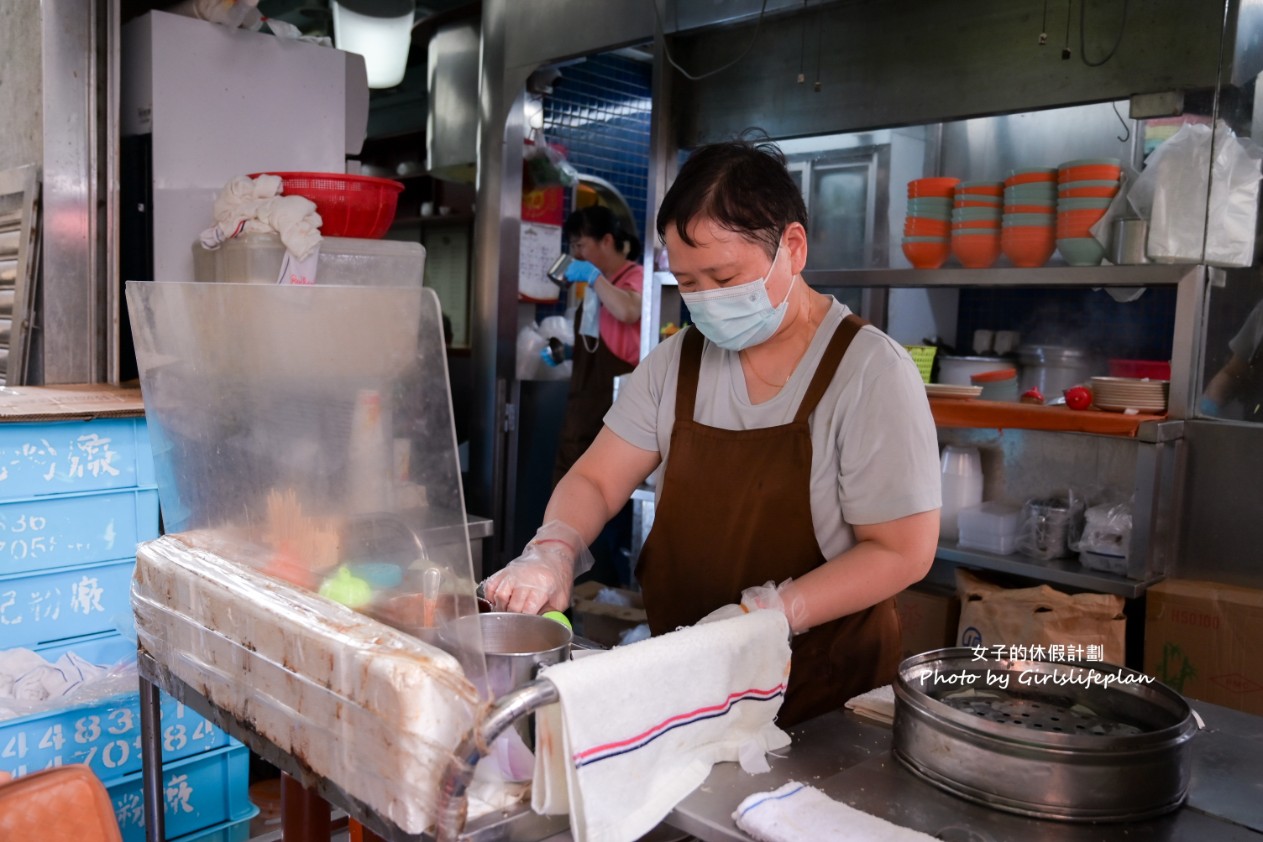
[594,274,642,323]
[779,510,939,632]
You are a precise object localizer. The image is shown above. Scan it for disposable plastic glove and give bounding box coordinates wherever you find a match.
[740,579,809,635]
[564,259,602,284]
[697,579,808,635]
[483,520,595,615]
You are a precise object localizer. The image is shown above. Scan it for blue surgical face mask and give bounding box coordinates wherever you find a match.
[679,243,794,351]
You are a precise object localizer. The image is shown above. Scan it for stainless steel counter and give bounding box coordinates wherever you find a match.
[665,702,1263,841]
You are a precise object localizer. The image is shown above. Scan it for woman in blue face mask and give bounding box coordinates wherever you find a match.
[488,137,942,726]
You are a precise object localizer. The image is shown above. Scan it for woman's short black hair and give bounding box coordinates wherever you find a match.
[563,205,643,262]
[656,131,807,257]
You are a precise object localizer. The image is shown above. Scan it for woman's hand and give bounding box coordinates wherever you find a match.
[487,429,660,614]
[483,520,594,614]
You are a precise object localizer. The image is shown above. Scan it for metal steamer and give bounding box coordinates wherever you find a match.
[892,648,1197,822]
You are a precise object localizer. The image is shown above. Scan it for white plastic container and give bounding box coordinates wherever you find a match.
[192,233,425,287]
[957,501,1022,555]
[939,445,983,542]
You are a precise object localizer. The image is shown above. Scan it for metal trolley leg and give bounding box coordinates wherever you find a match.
[139,672,166,842]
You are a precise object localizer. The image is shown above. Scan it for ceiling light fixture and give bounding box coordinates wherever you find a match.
[330,0,415,89]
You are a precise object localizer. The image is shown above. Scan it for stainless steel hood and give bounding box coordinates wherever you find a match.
[426,17,480,183]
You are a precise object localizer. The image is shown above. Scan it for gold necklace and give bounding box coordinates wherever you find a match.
[741,295,819,390]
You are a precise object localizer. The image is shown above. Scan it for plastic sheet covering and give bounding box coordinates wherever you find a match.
[125,281,488,691]
[134,534,482,834]
[125,281,506,830]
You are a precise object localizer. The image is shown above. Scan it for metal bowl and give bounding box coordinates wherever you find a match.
[892,648,1197,822]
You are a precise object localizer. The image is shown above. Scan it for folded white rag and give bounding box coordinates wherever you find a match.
[843,684,895,725]
[734,781,936,842]
[532,610,792,842]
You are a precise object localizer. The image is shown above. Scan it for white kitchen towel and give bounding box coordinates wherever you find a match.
[734,781,936,842]
[199,174,323,260]
[843,684,895,724]
[532,609,792,842]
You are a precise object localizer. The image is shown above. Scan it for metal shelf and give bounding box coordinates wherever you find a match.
[935,542,1161,598]
[803,263,1199,289]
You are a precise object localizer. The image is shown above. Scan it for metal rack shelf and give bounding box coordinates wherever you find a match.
[934,542,1161,599]
[802,263,1198,288]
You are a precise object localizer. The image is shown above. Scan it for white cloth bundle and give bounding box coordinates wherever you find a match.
[734,781,936,842]
[199,174,323,260]
[532,610,792,842]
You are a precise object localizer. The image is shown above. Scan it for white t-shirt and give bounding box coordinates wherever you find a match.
[604,300,942,561]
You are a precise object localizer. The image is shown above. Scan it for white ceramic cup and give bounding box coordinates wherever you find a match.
[994,330,1020,356]
[972,329,994,355]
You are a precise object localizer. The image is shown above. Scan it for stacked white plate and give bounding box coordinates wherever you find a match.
[926,383,983,399]
[1089,376,1169,413]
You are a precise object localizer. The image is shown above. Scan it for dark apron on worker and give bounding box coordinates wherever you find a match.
[636,316,902,726]
[553,264,637,485]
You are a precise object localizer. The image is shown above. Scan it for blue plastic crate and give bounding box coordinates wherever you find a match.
[0,558,137,649]
[0,487,159,577]
[170,810,260,842]
[0,634,230,779]
[0,417,155,499]
[105,744,254,842]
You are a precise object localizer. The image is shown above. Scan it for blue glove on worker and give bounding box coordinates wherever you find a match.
[483,520,595,615]
[699,579,808,635]
[564,259,602,284]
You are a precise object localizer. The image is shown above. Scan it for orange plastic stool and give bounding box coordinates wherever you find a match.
[0,765,123,842]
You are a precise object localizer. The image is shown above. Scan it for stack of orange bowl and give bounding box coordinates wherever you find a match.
[1056,158,1122,266]
[903,177,959,269]
[951,181,1004,268]
[1001,167,1058,267]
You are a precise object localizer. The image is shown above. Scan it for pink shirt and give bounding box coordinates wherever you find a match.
[600,262,644,365]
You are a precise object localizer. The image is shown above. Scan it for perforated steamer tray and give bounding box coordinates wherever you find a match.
[892,648,1197,822]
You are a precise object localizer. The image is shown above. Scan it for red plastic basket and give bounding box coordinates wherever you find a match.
[1108,359,1171,380]
[250,172,404,239]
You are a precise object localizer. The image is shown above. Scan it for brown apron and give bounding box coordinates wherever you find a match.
[552,265,637,485]
[636,317,902,726]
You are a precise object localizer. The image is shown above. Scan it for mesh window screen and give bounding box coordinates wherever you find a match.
[542,52,653,236]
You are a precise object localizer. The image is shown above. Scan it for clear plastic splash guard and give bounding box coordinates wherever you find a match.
[126,281,488,692]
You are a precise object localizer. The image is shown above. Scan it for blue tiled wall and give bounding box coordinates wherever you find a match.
[543,53,653,241]
[955,286,1177,362]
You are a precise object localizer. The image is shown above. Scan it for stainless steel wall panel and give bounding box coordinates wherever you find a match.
[40,0,104,384]
[427,19,480,182]
[939,104,1140,183]
[499,0,653,73]
[471,0,654,570]
[1179,420,1263,588]
[672,0,1230,145]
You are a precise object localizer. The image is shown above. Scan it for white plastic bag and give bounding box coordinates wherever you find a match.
[516,323,547,381]
[1129,121,1263,267]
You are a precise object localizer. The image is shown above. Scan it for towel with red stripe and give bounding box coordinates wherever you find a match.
[532,610,792,842]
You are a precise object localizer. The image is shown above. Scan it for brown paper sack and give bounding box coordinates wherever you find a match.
[955,569,1127,666]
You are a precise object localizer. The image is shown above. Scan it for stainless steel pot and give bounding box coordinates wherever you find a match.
[937,355,1010,386]
[893,648,1196,822]
[443,612,572,742]
[1017,344,1094,397]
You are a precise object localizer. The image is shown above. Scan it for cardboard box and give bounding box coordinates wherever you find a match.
[1145,579,1263,716]
[571,580,647,647]
[0,384,144,421]
[896,584,960,659]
